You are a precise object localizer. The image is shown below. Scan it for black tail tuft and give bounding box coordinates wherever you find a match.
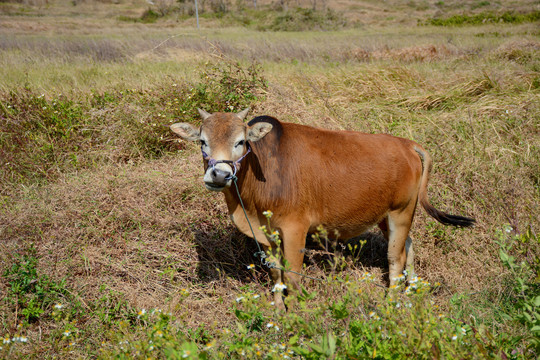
[423,202,475,227]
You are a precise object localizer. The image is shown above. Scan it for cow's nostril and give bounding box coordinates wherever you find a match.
[211,168,231,185]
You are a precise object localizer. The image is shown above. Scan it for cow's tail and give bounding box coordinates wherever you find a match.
[414,146,475,227]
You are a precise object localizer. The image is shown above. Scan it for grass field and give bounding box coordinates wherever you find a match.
[0,0,539,358]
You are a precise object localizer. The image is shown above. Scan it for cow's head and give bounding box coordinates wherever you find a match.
[171,108,273,191]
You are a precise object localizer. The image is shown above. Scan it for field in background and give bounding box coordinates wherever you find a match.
[0,0,539,358]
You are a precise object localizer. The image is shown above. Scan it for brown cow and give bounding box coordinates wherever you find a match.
[171,109,474,309]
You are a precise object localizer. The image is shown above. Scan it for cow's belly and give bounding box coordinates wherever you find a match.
[306,193,391,239]
[308,217,383,240]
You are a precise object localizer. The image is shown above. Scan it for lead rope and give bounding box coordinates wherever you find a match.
[230,176,323,282]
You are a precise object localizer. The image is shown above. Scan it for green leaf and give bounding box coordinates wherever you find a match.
[327,332,336,355]
[306,342,325,355]
[499,249,509,263]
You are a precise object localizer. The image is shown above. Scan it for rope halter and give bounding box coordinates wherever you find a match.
[201,142,252,181]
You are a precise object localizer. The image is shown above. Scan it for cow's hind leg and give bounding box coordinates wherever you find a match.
[405,236,415,281]
[386,208,415,286]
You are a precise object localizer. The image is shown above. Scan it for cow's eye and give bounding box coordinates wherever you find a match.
[235,140,245,148]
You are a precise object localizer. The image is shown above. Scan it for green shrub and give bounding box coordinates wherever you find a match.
[261,8,347,32]
[0,90,87,188]
[422,10,540,26]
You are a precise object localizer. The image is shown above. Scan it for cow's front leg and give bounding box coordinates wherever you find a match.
[262,244,286,310]
[280,222,308,299]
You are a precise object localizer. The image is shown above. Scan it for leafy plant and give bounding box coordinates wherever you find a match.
[496,225,540,353]
[3,245,69,323]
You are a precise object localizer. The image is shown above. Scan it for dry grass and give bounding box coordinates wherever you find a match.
[0,0,539,357]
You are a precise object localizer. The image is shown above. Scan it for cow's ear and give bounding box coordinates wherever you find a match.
[247,122,273,142]
[170,123,199,142]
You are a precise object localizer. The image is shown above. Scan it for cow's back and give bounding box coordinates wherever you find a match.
[244,117,423,238]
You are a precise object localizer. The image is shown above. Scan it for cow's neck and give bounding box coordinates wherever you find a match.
[223,185,257,239]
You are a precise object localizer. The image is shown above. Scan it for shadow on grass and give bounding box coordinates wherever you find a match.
[193,225,263,284]
[192,224,389,285]
[304,231,390,282]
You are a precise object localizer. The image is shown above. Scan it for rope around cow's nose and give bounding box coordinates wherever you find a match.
[202,142,252,181]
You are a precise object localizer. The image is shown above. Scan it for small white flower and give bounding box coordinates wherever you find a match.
[247,264,255,270]
[270,301,275,306]
[272,283,287,292]
[262,210,273,218]
[137,309,147,319]
[54,303,64,310]
[452,334,457,340]
[235,296,245,303]
[3,337,10,344]
[461,327,467,335]
[266,322,274,328]
[253,294,260,299]
[63,331,71,337]
[182,350,191,358]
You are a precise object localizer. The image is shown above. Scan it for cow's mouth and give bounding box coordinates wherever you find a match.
[205,182,226,192]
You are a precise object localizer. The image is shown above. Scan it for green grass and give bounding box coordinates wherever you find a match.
[0,0,539,358]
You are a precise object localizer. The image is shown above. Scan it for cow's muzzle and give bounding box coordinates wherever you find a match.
[204,164,233,191]
[201,143,251,192]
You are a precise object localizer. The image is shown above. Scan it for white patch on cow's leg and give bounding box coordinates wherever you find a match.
[405,236,415,281]
[387,213,412,286]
